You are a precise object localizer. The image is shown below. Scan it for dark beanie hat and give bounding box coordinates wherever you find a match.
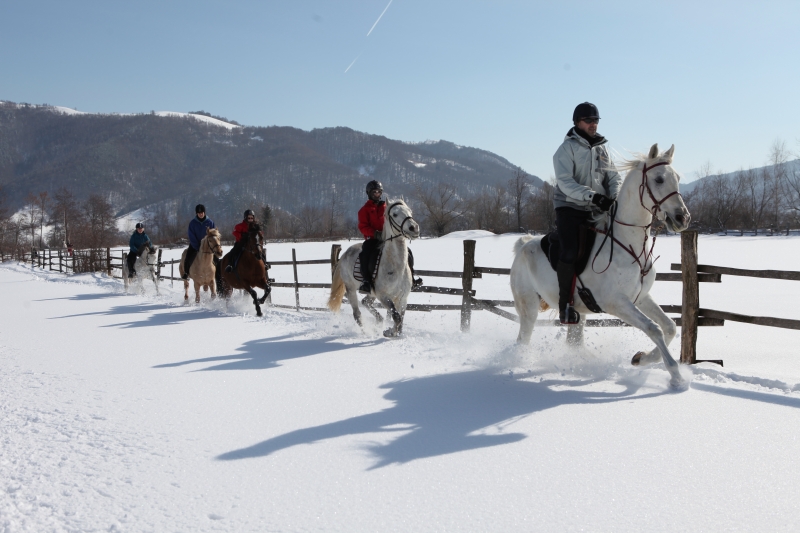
[195,204,206,214]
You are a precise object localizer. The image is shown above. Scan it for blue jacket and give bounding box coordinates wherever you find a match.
[188,215,216,250]
[129,231,152,253]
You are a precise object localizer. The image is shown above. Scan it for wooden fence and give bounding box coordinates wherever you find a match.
[11,233,800,369]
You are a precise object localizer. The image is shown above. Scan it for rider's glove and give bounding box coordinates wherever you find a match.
[591,193,613,212]
[374,230,384,242]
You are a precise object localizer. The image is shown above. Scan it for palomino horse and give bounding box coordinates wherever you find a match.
[219,222,271,317]
[328,199,420,337]
[180,228,224,303]
[510,144,691,388]
[123,247,159,294]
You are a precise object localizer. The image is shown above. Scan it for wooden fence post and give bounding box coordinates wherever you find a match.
[330,244,341,277]
[106,248,112,276]
[680,230,699,364]
[156,249,163,279]
[461,239,476,332]
[292,248,300,311]
[58,250,63,273]
[48,249,52,270]
[122,252,129,289]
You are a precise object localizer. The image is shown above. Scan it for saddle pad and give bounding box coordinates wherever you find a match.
[540,224,597,275]
[353,248,383,283]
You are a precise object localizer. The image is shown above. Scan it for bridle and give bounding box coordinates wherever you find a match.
[203,235,222,256]
[590,160,682,301]
[385,202,417,241]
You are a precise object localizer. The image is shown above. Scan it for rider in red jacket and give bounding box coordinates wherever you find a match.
[224,209,256,273]
[357,180,421,294]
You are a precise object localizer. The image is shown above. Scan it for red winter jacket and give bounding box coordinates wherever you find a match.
[232,221,250,242]
[358,199,385,239]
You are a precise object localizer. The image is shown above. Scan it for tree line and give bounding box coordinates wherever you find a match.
[683,140,800,233]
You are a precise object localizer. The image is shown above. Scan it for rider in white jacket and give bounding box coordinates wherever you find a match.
[552,102,622,324]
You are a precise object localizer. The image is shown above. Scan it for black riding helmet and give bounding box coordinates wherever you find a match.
[573,102,600,124]
[244,209,255,219]
[195,204,206,214]
[135,222,144,229]
[366,180,383,196]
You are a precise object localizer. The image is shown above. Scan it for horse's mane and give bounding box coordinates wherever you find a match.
[615,153,649,174]
[205,228,221,239]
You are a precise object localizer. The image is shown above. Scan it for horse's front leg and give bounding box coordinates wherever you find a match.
[183,279,190,301]
[345,286,364,327]
[383,299,403,338]
[194,280,201,303]
[631,294,678,367]
[256,277,271,304]
[245,286,262,317]
[606,299,684,389]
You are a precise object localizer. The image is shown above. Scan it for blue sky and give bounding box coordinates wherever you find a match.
[1,0,798,183]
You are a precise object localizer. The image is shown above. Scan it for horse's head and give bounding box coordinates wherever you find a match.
[205,228,224,258]
[638,144,690,232]
[384,198,420,240]
[245,222,264,255]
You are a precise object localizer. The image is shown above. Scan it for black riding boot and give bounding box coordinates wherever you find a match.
[225,243,244,273]
[556,261,580,325]
[408,248,423,288]
[126,254,137,278]
[183,246,198,279]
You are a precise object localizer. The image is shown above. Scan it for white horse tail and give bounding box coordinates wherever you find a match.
[327,262,346,312]
[513,235,535,256]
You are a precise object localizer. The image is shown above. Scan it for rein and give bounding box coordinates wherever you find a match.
[589,160,678,301]
[202,236,221,255]
[384,202,415,242]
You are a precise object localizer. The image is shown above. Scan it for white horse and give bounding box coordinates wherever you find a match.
[123,248,159,295]
[328,199,421,337]
[510,144,691,388]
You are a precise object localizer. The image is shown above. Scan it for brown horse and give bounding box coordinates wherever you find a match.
[219,222,271,316]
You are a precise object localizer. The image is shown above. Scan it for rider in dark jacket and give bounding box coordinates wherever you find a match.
[182,204,216,279]
[127,222,155,278]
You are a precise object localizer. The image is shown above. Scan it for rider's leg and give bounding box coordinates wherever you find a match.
[182,246,198,279]
[359,238,378,293]
[555,207,590,324]
[225,241,244,273]
[407,248,422,288]
[126,253,137,277]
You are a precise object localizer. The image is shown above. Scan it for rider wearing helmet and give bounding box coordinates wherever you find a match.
[127,222,156,278]
[552,102,622,324]
[183,204,216,279]
[357,180,422,294]
[225,209,257,274]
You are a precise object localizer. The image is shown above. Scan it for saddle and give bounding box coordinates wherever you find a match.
[354,245,383,283]
[540,224,597,275]
[541,224,603,313]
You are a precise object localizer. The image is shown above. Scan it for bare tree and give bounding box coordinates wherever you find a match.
[508,168,530,232]
[414,182,464,237]
[526,178,557,232]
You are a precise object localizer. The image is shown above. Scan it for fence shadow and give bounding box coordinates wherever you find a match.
[154,334,382,372]
[36,292,126,302]
[691,382,800,409]
[216,368,664,468]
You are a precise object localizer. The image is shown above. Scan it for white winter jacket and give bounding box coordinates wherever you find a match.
[553,128,622,210]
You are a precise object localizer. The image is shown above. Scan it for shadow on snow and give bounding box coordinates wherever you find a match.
[216,368,665,468]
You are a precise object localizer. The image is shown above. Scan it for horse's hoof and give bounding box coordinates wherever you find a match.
[669,377,688,391]
[631,351,646,366]
[383,328,400,338]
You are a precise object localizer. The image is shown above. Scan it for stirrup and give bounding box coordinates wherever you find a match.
[559,303,581,325]
[412,277,423,288]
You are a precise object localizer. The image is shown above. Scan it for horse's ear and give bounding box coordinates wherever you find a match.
[663,144,675,162]
[648,144,659,160]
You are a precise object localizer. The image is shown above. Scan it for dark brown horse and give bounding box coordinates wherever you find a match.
[219,222,271,316]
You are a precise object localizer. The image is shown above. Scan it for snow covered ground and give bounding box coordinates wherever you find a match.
[2,233,800,532]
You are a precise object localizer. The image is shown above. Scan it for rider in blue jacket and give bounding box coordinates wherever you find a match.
[182,204,216,279]
[127,222,155,278]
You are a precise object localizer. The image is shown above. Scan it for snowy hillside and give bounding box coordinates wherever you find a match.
[2,234,800,532]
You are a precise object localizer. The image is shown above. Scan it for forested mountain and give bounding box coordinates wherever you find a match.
[0,101,539,228]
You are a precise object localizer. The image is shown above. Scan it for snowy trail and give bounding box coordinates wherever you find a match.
[3,234,800,531]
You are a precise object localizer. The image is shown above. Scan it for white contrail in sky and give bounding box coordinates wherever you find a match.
[344,54,361,73]
[366,0,393,37]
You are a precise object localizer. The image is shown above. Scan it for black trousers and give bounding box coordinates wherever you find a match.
[184,246,198,274]
[555,207,592,265]
[127,244,149,272]
[359,239,416,282]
